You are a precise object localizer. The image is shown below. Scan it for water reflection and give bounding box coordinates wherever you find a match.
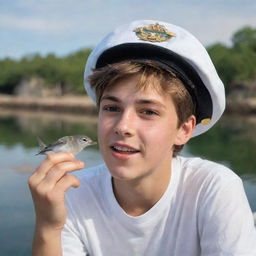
[0,109,98,149]
[0,111,255,255]
[187,115,256,175]
[0,111,101,255]
[1,111,256,178]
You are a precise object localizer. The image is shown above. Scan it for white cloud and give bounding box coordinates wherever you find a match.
[1,0,256,59]
[0,14,74,34]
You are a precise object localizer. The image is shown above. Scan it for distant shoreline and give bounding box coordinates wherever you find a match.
[0,94,97,115]
[0,94,256,116]
[225,98,256,115]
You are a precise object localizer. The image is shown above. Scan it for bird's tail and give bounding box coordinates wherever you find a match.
[35,136,47,155]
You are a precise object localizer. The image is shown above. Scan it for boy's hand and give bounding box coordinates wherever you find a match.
[28,152,84,231]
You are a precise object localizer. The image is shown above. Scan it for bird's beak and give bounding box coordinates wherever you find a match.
[89,141,97,146]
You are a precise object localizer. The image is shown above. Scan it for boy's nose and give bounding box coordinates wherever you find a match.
[114,111,135,137]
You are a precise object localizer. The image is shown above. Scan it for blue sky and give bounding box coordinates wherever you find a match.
[1,0,256,59]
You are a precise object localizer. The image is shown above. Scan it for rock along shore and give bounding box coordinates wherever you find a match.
[0,94,98,115]
[226,98,256,114]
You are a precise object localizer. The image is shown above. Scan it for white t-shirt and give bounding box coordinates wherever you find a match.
[61,156,256,255]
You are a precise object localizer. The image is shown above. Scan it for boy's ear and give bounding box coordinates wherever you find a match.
[174,115,196,145]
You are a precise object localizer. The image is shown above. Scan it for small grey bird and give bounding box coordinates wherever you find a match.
[36,135,97,155]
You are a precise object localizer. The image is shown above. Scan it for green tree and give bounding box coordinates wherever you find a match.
[0,58,23,93]
[232,26,256,52]
[207,43,237,91]
[0,48,92,95]
[207,26,256,91]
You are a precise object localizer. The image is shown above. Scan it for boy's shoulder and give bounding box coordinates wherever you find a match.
[175,155,241,188]
[174,156,244,209]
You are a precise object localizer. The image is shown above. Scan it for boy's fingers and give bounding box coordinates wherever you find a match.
[37,152,75,175]
[38,161,84,192]
[29,152,75,186]
[52,175,80,197]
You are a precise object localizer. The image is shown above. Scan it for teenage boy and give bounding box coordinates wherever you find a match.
[29,20,256,256]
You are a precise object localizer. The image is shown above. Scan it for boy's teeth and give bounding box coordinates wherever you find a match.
[113,146,137,152]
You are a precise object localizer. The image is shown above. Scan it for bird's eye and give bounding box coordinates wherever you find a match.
[83,138,87,142]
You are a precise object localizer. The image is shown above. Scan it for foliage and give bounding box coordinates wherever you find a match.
[0,58,24,93]
[207,26,256,92]
[0,49,92,94]
[232,26,256,52]
[0,25,255,95]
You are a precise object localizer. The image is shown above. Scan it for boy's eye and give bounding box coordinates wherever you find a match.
[102,105,120,112]
[141,109,158,116]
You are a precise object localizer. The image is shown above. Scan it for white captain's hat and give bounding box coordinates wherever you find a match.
[84,20,225,137]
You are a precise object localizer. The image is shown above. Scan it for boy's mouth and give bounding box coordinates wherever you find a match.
[110,144,140,155]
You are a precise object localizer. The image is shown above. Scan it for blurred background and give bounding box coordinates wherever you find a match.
[0,0,256,255]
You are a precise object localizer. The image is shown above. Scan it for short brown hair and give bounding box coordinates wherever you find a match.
[88,61,195,156]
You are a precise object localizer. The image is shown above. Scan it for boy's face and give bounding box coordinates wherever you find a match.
[98,74,194,182]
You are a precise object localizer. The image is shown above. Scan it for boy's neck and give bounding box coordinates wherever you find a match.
[112,162,172,217]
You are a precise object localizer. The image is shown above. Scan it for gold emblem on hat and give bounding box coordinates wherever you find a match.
[201,118,211,125]
[133,23,176,42]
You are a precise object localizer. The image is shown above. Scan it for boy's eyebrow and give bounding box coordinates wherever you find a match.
[101,95,120,102]
[101,95,166,109]
[135,99,166,108]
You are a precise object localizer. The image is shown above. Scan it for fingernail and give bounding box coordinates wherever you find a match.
[78,161,84,167]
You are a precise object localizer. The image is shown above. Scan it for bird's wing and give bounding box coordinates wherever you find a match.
[46,140,66,149]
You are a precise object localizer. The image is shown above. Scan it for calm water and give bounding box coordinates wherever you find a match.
[0,111,255,255]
